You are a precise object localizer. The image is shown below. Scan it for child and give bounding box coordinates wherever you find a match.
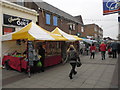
[108,48,112,58]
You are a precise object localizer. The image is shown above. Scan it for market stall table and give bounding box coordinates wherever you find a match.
[2,55,62,72]
[2,55,28,72]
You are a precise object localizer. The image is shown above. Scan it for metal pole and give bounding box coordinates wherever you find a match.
[118,13,120,89]
[118,13,120,40]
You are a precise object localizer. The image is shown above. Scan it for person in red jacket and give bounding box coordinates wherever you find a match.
[99,42,107,60]
[90,43,96,59]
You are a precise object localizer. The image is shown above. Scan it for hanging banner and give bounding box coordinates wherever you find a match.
[103,0,120,15]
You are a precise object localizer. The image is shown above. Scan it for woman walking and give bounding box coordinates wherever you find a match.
[66,45,80,79]
[90,43,96,59]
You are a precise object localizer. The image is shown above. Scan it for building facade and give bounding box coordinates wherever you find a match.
[84,24,103,40]
[17,1,84,36]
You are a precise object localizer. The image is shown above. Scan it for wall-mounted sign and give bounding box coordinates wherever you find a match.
[103,0,120,15]
[3,14,32,27]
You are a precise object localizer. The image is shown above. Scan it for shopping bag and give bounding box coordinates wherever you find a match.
[37,61,42,67]
[76,61,82,67]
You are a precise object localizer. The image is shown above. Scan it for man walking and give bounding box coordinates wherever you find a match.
[111,41,118,58]
[100,42,107,60]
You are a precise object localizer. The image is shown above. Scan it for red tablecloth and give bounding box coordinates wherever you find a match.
[2,55,62,71]
[44,55,62,67]
[2,56,28,72]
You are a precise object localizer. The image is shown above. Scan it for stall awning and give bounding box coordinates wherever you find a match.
[2,22,67,41]
[81,38,97,44]
[51,27,82,41]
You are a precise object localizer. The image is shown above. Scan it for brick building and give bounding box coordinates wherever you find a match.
[84,24,103,40]
[12,0,84,36]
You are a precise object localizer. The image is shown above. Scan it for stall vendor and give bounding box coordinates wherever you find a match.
[38,44,45,72]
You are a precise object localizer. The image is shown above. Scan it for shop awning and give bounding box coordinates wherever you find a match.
[2,22,67,41]
[51,27,83,41]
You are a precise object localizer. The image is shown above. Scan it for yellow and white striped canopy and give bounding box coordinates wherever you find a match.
[51,27,82,41]
[2,22,67,41]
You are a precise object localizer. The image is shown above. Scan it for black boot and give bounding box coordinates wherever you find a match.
[74,71,77,75]
[69,75,73,79]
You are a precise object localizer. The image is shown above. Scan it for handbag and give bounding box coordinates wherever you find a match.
[76,61,82,67]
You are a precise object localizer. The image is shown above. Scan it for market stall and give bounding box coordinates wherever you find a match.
[2,23,83,77]
[51,27,83,60]
[2,22,67,77]
[51,27,82,41]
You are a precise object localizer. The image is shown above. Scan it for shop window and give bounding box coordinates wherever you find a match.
[73,24,75,30]
[46,13,51,25]
[3,26,15,35]
[69,24,72,30]
[53,16,58,26]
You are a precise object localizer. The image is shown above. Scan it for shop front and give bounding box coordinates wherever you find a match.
[1,0,37,58]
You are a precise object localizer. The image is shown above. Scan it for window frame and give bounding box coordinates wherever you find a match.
[45,13,51,25]
[53,16,58,26]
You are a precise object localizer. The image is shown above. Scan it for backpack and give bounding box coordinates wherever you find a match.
[69,50,77,60]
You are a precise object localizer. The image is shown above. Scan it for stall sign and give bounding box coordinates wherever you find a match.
[3,14,32,27]
[103,0,120,15]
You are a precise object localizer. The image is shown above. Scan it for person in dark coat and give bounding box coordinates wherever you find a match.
[117,42,120,55]
[110,41,118,58]
[38,45,45,72]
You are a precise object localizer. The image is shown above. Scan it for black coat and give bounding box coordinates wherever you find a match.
[38,48,45,59]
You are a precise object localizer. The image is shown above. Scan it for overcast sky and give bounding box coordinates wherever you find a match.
[43,0,119,39]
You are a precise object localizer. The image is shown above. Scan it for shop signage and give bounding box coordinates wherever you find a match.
[103,0,120,15]
[3,14,32,27]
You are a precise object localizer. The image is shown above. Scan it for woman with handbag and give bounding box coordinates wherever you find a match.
[66,45,81,79]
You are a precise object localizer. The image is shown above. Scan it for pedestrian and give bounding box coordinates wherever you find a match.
[85,43,90,55]
[110,41,118,58]
[38,44,45,72]
[90,43,96,59]
[117,42,120,55]
[107,42,112,58]
[66,45,80,79]
[99,42,107,60]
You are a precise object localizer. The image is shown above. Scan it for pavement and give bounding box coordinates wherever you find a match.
[1,52,118,89]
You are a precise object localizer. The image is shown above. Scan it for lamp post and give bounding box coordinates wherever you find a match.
[118,13,120,41]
